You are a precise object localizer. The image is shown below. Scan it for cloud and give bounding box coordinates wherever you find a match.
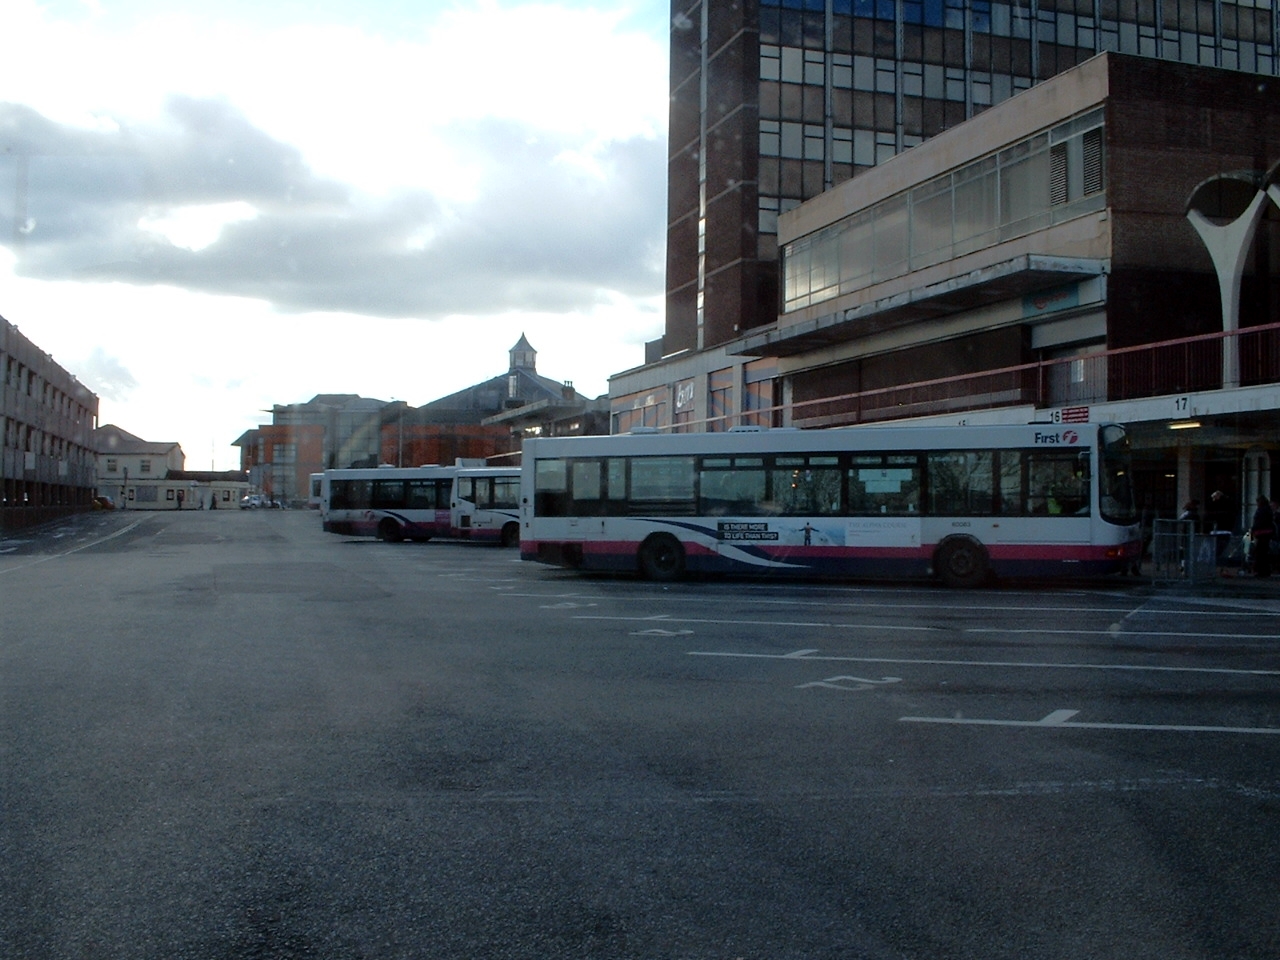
[76,346,139,401]
[1,0,671,471]
[1,98,665,319]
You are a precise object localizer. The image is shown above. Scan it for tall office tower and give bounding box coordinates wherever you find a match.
[664,0,1280,357]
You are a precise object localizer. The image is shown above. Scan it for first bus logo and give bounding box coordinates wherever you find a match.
[1034,430,1079,445]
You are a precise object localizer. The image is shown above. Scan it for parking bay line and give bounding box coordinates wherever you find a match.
[574,614,1280,642]
[663,596,1279,619]
[900,709,1280,735]
[687,649,1280,678]
[0,517,148,575]
[575,614,940,633]
[694,653,1280,733]
[970,627,1280,641]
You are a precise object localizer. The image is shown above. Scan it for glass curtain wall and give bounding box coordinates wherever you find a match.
[782,109,1106,311]
[756,0,1278,268]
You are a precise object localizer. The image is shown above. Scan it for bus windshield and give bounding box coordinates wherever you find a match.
[1099,424,1138,526]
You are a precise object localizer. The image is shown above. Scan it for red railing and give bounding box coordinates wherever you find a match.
[787,321,1280,429]
[617,322,1280,434]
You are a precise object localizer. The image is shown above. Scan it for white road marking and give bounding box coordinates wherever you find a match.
[687,649,1280,677]
[626,595,1280,618]
[797,675,902,691]
[574,614,938,633]
[507,592,595,599]
[969,627,1280,640]
[574,613,1280,641]
[0,518,147,575]
[900,709,1280,735]
[1037,709,1081,724]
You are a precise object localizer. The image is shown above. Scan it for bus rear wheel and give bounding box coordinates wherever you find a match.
[935,536,989,588]
[377,517,404,543]
[500,522,520,548]
[638,533,685,582]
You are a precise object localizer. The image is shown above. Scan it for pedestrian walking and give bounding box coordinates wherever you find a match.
[1207,488,1235,570]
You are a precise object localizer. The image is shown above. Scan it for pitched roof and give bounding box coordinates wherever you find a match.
[413,368,570,422]
[94,424,183,456]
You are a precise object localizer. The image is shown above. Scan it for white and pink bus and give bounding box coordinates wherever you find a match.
[450,466,521,546]
[321,465,457,542]
[320,463,521,545]
[519,422,1139,586]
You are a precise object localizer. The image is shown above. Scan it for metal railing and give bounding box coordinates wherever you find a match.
[1150,519,1222,583]
[612,321,1280,434]
[790,320,1280,428]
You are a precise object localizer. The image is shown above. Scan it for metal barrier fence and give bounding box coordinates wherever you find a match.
[1151,519,1236,582]
[1157,522,1213,583]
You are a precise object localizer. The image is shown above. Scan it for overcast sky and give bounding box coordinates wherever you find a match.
[1,0,670,470]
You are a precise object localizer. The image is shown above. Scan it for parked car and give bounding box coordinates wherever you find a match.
[240,495,283,509]
[91,495,115,510]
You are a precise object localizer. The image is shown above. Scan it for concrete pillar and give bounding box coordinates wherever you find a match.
[1186,189,1268,390]
[1176,443,1195,516]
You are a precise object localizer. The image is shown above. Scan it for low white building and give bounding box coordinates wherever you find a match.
[94,424,247,510]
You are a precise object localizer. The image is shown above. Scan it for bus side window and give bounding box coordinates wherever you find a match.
[997,450,1022,516]
[534,459,570,517]
[629,457,696,516]
[1026,451,1090,517]
[848,457,920,515]
[372,480,406,509]
[928,451,993,516]
[331,479,359,510]
[494,476,520,510]
[605,458,627,512]
[571,460,604,516]
[699,458,766,516]
[407,480,434,509]
[772,466,841,515]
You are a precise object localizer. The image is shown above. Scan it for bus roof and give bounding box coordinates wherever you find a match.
[322,464,457,479]
[521,422,1117,459]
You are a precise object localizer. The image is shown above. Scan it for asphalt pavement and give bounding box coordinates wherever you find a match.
[3,508,1279,960]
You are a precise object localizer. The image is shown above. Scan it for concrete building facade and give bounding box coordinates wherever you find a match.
[759,53,1279,525]
[1,314,98,530]
[618,3,1280,528]
[661,0,1280,363]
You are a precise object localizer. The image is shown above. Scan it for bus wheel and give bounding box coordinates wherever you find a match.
[500,522,520,548]
[638,533,685,582]
[935,536,989,588]
[377,518,404,543]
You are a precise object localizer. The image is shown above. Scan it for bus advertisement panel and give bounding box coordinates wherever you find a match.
[519,422,1139,585]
